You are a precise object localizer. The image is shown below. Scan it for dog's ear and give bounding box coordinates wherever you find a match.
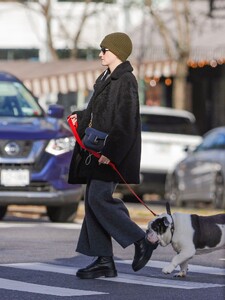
[166,202,171,215]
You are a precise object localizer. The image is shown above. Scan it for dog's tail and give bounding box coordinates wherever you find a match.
[166,202,172,215]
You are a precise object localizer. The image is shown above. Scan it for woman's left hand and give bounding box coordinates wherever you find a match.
[99,155,110,165]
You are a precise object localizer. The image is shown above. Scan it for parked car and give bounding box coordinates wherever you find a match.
[0,71,83,222]
[116,105,202,199]
[165,126,225,209]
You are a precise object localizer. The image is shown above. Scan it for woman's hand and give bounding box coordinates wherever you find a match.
[69,114,77,125]
[99,155,110,165]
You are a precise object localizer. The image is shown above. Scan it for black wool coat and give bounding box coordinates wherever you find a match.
[68,61,141,184]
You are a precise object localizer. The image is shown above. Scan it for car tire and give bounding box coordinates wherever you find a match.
[167,175,183,207]
[213,172,224,209]
[0,206,7,220]
[46,203,79,223]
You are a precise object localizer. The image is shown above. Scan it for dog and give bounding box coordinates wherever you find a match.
[146,204,225,277]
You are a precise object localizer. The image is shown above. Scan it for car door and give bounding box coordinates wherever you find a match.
[177,151,203,198]
[181,130,225,200]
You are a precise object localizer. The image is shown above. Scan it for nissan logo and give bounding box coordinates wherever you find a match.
[4,142,20,156]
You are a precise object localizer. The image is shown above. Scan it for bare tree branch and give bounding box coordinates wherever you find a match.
[144,0,192,109]
[145,0,175,59]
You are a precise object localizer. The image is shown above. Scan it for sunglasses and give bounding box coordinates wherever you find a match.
[101,47,109,54]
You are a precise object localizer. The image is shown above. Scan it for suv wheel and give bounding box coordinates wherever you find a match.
[47,203,79,223]
[0,206,8,220]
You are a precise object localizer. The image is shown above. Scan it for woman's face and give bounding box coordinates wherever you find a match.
[99,48,122,71]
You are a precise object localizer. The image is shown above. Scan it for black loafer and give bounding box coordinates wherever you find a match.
[76,256,117,279]
[132,238,158,272]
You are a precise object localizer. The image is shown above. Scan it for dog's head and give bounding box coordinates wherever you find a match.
[147,213,174,247]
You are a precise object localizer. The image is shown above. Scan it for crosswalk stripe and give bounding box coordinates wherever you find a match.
[1,261,224,290]
[0,278,107,297]
[118,260,225,276]
[101,273,223,289]
[4,260,225,277]
[1,262,77,275]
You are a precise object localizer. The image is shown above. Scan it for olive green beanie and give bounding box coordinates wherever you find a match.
[100,32,132,62]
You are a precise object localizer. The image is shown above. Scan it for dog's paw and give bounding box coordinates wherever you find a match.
[162,264,174,274]
[173,271,186,278]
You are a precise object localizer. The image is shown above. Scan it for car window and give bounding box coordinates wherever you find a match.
[0,81,43,117]
[141,114,198,135]
[195,131,225,151]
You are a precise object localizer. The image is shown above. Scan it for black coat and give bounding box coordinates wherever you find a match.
[68,61,141,184]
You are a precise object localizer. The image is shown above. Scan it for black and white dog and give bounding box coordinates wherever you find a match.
[146,204,225,277]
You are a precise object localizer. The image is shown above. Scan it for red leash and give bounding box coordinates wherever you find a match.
[67,116,157,217]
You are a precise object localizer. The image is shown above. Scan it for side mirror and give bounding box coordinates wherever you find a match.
[47,104,64,119]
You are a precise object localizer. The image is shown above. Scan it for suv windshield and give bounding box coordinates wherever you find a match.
[0,81,43,117]
[141,114,198,135]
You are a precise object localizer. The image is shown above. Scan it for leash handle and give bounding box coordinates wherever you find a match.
[67,116,157,216]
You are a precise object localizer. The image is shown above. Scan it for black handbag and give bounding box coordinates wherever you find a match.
[83,113,108,152]
[83,127,108,152]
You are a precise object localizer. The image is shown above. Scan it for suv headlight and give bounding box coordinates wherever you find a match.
[46,137,75,155]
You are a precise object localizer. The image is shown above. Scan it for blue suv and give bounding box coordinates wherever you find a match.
[0,71,83,222]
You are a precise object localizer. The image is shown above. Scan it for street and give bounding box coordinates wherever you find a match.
[0,203,224,299]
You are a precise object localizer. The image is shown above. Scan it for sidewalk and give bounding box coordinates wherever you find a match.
[76,201,157,225]
[7,201,223,224]
[76,200,223,226]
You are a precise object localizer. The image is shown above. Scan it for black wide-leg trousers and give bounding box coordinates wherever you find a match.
[76,179,145,256]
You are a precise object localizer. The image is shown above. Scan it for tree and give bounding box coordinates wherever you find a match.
[144,0,191,110]
[57,0,102,59]
[40,0,58,60]
[20,0,103,61]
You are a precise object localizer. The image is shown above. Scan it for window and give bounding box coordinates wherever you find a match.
[141,114,198,135]
[0,82,43,117]
[197,131,225,151]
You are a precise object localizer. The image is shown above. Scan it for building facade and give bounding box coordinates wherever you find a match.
[0,0,225,135]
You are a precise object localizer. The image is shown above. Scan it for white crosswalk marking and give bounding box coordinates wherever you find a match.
[1,261,224,292]
[101,273,223,289]
[1,262,77,275]
[118,260,225,276]
[0,278,107,297]
[4,260,225,277]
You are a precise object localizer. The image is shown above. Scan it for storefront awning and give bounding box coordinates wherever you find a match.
[0,59,177,97]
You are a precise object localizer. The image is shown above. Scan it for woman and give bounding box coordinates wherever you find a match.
[68,32,157,279]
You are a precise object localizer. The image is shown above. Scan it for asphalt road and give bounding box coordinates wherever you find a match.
[0,202,224,299]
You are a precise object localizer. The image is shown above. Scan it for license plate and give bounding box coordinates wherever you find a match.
[0,169,30,186]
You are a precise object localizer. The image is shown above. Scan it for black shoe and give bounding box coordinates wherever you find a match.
[132,238,158,272]
[76,256,117,279]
